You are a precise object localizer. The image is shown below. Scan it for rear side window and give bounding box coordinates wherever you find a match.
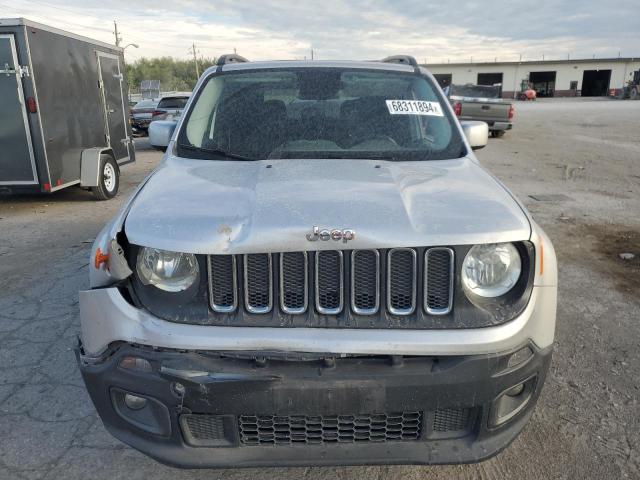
[158,97,189,109]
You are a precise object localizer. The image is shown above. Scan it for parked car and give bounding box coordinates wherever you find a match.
[130,99,159,135]
[150,93,190,122]
[77,54,557,468]
[449,84,514,137]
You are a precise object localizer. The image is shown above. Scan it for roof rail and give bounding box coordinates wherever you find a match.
[216,54,249,66]
[381,55,418,68]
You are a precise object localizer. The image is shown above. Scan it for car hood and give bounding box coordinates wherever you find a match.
[124,155,531,254]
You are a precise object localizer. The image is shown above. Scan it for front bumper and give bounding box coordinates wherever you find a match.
[76,341,551,468]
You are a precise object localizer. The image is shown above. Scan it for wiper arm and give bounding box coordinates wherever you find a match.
[177,143,255,161]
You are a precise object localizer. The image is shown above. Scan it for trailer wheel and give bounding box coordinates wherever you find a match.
[631,87,639,100]
[91,155,119,200]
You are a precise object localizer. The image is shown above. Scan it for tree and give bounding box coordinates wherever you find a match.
[125,56,217,93]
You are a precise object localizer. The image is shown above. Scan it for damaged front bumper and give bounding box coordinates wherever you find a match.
[75,340,552,468]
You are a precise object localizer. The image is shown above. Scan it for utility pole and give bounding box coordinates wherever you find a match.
[113,20,122,47]
[311,49,314,60]
[189,43,200,79]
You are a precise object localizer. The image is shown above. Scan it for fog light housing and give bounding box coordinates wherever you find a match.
[110,388,171,436]
[490,376,537,427]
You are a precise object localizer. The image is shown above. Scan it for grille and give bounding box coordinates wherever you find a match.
[433,408,472,433]
[387,249,417,315]
[424,248,454,315]
[207,248,454,318]
[239,412,422,445]
[351,250,380,314]
[182,414,226,441]
[280,252,308,314]
[208,255,237,312]
[315,251,344,314]
[244,254,273,313]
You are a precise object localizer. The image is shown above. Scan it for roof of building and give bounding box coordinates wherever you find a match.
[424,57,639,68]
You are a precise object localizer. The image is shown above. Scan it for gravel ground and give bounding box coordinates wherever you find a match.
[0,98,639,479]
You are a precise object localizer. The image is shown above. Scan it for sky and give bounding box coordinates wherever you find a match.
[2,0,639,63]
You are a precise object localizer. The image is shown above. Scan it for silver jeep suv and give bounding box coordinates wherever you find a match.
[76,54,557,468]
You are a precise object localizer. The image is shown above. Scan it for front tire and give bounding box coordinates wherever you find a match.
[631,87,639,100]
[91,155,119,200]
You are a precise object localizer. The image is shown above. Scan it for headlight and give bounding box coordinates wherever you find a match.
[136,247,199,292]
[462,243,522,297]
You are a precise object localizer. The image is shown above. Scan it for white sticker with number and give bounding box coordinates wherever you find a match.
[386,100,444,116]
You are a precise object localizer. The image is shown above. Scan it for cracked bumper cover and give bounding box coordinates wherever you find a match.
[76,340,552,468]
[75,284,556,467]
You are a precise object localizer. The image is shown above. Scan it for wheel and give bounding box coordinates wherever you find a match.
[152,146,167,152]
[491,130,506,138]
[519,93,527,101]
[91,155,119,200]
[631,87,639,100]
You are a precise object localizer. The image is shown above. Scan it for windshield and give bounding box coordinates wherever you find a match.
[450,84,501,99]
[177,68,464,161]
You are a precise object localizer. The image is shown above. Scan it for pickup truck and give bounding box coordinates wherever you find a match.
[449,84,514,137]
[76,55,556,468]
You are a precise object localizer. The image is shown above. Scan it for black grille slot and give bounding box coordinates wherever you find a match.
[351,250,379,314]
[239,412,422,445]
[425,248,454,315]
[244,254,272,313]
[387,249,417,315]
[280,252,308,314]
[315,251,343,314]
[180,414,235,447]
[183,414,226,440]
[433,408,472,433]
[208,255,237,312]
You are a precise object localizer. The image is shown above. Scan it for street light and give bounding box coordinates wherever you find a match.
[123,43,139,51]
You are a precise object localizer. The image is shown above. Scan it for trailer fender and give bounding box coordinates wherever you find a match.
[80,148,115,187]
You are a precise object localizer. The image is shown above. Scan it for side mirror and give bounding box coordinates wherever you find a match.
[460,121,489,151]
[149,120,178,150]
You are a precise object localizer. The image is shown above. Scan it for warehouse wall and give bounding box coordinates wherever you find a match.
[426,59,640,98]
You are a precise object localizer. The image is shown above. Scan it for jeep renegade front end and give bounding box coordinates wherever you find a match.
[76,55,557,468]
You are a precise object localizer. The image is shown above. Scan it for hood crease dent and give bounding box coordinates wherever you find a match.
[124,156,531,254]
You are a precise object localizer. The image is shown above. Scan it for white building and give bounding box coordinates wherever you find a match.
[425,57,640,99]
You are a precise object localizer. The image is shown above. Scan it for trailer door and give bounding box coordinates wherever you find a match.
[97,52,129,161]
[0,34,38,184]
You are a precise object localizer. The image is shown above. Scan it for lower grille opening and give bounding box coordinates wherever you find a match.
[239,412,422,445]
[429,407,475,439]
[180,414,237,447]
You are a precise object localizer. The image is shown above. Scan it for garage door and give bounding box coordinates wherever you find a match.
[582,70,611,97]
[0,34,38,184]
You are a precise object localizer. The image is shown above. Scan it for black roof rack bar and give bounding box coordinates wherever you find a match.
[216,54,249,66]
[381,55,419,68]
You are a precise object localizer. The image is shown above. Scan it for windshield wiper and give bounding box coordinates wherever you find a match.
[177,143,255,161]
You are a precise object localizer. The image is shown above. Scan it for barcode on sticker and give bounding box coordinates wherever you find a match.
[386,100,444,116]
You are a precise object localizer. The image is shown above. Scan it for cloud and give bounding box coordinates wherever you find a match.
[2,0,638,62]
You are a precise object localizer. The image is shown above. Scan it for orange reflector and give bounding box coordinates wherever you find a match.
[94,247,110,270]
[539,241,544,275]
